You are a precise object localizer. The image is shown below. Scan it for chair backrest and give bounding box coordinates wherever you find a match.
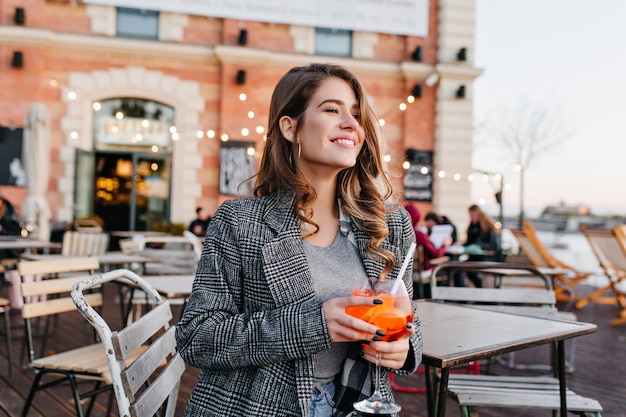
[18,257,101,362]
[134,234,199,274]
[73,219,103,232]
[512,220,580,272]
[62,231,110,256]
[509,228,549,268]
[614,224,626,254]
[580,227,626,279]
[182,230,202,261]
[429,262,558,317]
[72,269,185,417]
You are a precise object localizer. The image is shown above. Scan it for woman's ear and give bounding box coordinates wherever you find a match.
[279,116,296,143]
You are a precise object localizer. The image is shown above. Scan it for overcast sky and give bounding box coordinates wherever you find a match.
[472,0,626,216]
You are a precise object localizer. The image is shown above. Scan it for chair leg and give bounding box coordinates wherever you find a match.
[66,374,86,417]
[21,372,45,417]
[3,308,12,377]
[389,372,426,394]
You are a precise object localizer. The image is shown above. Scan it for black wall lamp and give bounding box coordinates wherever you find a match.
[412,46,423,61]
[11,51,23,68]
[457,47,467,61]
[238,29,247,45]
[14,7,25,25]
[456,85,466,98]
[411,84,422,99]
[236,69,246,85]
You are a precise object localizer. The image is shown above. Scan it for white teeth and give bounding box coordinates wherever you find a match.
[335,139,353,145]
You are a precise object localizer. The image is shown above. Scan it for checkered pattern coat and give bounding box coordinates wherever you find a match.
[175,192,421,416]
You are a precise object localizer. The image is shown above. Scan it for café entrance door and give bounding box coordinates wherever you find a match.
[92,151,171,231]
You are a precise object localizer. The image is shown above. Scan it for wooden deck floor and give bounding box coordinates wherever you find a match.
[0,283,624,417]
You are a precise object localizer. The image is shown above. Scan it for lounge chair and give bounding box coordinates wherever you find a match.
[510,220,591,307]
[577,226,626,326]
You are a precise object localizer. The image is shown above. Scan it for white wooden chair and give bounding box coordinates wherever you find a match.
[17,257,108,417]
[428,262,602,416]
[132,233,199,275]
[62,231,110,256]
[72,269,185,417]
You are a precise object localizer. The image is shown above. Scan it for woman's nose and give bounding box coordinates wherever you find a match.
[341,113,359,129]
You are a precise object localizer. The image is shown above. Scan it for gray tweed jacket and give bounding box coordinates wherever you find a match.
[175,192,421,416]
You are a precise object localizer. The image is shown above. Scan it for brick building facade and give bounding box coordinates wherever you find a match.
[0,0,481,235]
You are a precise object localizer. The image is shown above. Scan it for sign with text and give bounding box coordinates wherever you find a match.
[403,149,432,202]
[219,141,256,197]
[83,0,429,36]
[95,116,171,148]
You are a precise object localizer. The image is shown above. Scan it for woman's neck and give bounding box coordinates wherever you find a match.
[302,177,339,247]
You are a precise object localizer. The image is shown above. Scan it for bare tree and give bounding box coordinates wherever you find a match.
[476,97,575,226]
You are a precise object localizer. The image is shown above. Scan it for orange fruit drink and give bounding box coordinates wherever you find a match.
[347,290,413,341]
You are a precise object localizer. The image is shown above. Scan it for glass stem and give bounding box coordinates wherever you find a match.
[373,351,382,397]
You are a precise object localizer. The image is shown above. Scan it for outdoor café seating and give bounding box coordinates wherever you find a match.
[17,256,106,417]
[427,262,601,416]
[121,231,200,276]
[72,269,185,417]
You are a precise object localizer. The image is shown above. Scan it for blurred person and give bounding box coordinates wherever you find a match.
[176,63,421,417]
[405,205,451,298]
[462,204,500,288]
[440,215,458,244]
[188,206,212,237]
[423,212,441,235]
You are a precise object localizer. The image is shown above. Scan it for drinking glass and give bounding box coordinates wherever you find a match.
[346,278,414,414]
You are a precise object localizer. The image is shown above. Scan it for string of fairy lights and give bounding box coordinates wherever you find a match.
[67,87,520,205]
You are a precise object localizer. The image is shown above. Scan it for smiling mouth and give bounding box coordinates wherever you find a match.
[333,138,355,146]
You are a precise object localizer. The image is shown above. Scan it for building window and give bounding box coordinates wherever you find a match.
[315,27,352,57]
[116,7,159,40]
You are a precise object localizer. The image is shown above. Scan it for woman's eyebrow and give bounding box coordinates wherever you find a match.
[317,99,358,109]
[317,98,344,108]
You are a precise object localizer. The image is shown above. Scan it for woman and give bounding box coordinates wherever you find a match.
[463,204,500,287]
[176,63,421,417]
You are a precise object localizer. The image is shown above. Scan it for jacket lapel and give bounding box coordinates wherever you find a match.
[261,193,316,307]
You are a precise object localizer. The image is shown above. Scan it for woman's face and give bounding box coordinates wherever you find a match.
[292,77,365,178]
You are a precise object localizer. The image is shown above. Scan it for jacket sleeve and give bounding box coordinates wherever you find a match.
[175,200,331,371]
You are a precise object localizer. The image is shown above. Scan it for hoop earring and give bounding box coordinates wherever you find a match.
[297,141,301,160]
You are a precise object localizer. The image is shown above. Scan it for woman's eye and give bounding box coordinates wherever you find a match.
[352,113,360,119]
[325,108,339,113]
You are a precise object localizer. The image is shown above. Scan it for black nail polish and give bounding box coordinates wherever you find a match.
[375,329,387,337]
[372,336,383,342]
[373,299,383,305]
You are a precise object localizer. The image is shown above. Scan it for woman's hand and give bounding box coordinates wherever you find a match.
[361,323,415,370]
[322,296,383,343]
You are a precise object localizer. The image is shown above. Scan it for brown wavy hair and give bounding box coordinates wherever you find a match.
[253,63,396,277]
[469,204,498,234]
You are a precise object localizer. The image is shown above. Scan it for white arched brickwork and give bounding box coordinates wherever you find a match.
[59,66,205,225]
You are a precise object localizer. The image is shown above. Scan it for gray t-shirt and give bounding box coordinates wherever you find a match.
[303,227,368,384]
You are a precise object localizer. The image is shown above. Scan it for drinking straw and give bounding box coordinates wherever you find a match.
[391,242,417,294]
